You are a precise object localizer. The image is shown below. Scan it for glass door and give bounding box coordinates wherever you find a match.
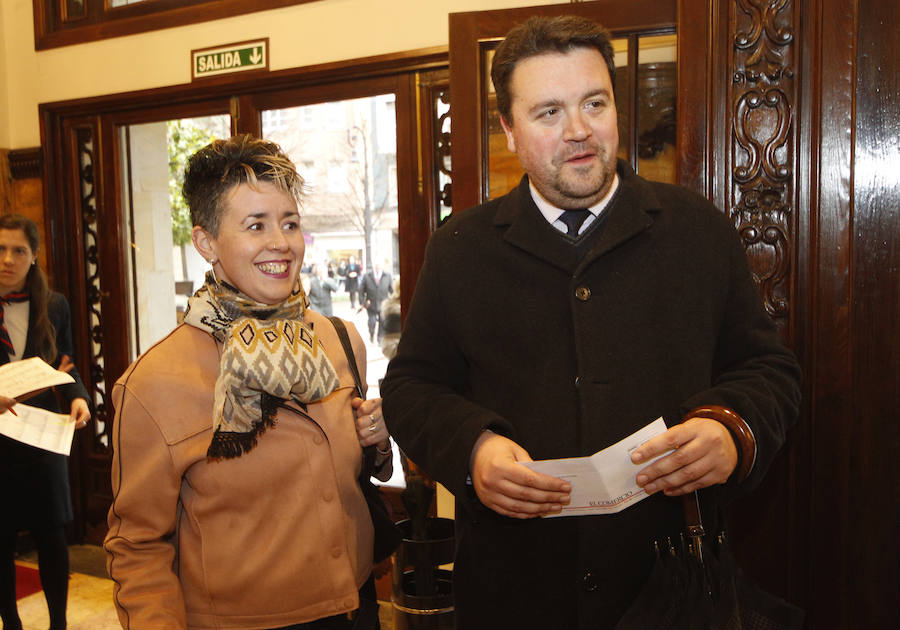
[119,115,230,359]
[262,95,404,486]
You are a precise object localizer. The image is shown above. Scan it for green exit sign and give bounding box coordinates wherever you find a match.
[192,39,268,80]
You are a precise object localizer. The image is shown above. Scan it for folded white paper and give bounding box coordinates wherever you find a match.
[0,356,75,399]
[0,403,74,455]
[520,417,670,517]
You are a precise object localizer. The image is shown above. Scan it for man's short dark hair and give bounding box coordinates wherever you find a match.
[491,15,616,123]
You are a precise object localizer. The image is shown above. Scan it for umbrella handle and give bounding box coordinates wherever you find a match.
[682,492,706,561]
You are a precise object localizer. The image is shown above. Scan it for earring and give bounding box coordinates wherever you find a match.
[208,257,217,265]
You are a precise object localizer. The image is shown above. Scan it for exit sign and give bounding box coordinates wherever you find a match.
[192,39,268,80]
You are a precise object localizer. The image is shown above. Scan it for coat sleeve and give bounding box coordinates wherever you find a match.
[381,234,513,505]
[680,226,802,496]
[23,293,90,413]
[104,381,188,630]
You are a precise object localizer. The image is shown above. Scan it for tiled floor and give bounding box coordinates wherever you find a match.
[15,545,396,629]
[16,559,120,630]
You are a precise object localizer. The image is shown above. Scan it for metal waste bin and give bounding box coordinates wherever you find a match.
[391,517,455,630]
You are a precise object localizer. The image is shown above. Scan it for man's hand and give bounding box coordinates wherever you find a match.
[631,417,737,496]
[469,431,571,519]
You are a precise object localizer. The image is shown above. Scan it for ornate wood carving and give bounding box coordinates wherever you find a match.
[7,148,43,180]
[435,89,452,213]
[729,0,795,324]
[75,128,112,453]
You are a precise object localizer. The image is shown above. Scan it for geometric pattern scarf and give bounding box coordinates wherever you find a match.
[183,271,339,458]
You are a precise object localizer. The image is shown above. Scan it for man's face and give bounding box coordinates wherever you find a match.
[501,47,619,210]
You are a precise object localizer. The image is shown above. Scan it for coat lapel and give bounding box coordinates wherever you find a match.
[495,163,662,273]
[497,177,583,272]
[578,170,661,272]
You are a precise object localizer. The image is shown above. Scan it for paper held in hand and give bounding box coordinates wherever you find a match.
[0,357,78,455]
[520,417,671,517]
[0,403,74,455]
[0,356,75,399]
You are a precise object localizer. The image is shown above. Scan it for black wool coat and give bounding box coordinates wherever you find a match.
[0,292,90,530]
[382,162,801,630]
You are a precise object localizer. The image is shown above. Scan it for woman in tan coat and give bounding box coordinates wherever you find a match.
[105,135,392,630]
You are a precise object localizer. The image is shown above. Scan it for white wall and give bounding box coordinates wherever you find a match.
[0,0,558,149]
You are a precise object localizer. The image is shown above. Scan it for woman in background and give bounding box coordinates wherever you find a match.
[105,135,392,629]
[0,214,91,630]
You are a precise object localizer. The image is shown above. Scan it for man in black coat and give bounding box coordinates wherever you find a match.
[359,260,393,343]
[381,15,801,630]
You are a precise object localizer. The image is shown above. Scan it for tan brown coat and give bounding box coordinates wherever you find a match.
[105,314,373,629]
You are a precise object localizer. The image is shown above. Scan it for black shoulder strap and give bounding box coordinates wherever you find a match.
[329,316,379,474]
[328,316,364,398]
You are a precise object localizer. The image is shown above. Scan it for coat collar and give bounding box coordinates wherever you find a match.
[493,160,662,271]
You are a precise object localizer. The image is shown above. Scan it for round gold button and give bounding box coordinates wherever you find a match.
[575,286,591,301]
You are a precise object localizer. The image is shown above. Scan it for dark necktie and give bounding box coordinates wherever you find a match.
[0,291,29,365]
[559,209,592,237]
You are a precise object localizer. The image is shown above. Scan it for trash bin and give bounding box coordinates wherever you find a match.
[391,517,455,630]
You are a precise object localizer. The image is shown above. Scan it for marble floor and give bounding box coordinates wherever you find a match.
[15,545,395,630]
[15,558,120,630]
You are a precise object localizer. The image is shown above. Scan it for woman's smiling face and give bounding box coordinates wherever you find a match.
[197,180,305,304]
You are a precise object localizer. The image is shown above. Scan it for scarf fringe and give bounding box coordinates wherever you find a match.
[207,394,280,459]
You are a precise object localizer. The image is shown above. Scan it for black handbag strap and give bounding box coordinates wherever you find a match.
[328,316,379,475]
[328,316,365,398]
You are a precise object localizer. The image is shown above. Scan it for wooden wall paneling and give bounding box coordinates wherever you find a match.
[674,1,709,194]
[3,149,50,274]
[704,0,804,604]
[850,0,900,624]
[807,0,856,624]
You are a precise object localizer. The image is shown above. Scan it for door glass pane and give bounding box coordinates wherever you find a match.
[636,34,677,183]
[483,38,630,201]
[119,115,230,360]
[263,97,403,486]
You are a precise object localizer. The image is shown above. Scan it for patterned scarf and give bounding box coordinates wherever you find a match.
[183,272,339,458]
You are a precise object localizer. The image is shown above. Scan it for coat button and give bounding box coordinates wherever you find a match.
[582,570,599,592]
[575,286,591,301]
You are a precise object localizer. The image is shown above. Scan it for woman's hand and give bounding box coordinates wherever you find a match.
[70,398,91,430]
[351,396,389,449]
[0,395,16,415]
